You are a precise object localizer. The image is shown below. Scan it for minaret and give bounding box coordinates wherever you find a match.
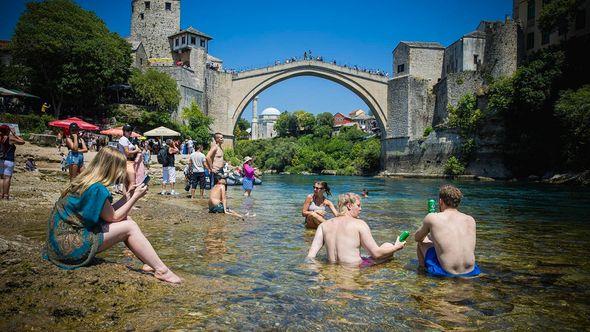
[251,96,259,140]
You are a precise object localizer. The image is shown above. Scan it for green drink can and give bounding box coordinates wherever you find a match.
[428,199,437,213]
[399,230,410,242]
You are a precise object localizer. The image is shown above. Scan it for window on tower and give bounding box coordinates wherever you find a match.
[200,39,206,47]
[140,13,144,20]
[397,64,405,73]
[182,36,186,44]
[190,36,196,44]
[175,38,179,47]
[165,2,172,11]
[145,1,150,10]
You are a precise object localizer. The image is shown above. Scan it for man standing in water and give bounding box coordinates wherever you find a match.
[206,133,224,189]
[307,193,405,267]
[414,184,480,277]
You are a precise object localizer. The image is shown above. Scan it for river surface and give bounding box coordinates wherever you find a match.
[98,175,590,329]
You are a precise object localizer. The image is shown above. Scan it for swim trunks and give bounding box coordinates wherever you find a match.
[359,256,376,268]
[424,247,480,277]
[209,203,224,213]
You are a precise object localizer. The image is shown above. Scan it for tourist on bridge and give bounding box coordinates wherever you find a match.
[206,133,225,188]
[306,192,406,267]
[302,181,338,229]
[0,125,25,200]
[65,123,88,181]
[414,185,481,277]
[44,147,181,284]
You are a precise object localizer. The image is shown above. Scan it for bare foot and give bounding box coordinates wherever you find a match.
[141,264,155,273]
[154,268,182,284]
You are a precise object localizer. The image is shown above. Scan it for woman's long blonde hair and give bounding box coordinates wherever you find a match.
[61,147,127,197]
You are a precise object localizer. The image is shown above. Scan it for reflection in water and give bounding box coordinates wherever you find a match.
[82,176,590,329]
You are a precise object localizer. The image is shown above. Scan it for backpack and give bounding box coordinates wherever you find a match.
[157,148,167,165]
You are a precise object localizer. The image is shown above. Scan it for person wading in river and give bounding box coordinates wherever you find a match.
[307,192,406,267]
[414,184,480,277]
[302,181,338,229]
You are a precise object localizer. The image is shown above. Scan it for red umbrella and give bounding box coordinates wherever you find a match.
[48,117,99,131]
[100,126,141,138]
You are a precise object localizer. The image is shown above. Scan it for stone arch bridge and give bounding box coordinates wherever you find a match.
[224,60,390,138]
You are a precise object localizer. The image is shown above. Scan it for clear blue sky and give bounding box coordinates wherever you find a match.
[1,0,512,120]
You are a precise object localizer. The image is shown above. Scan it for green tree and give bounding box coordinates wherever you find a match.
[11,0,131,117]
[275,112,297,137]
[555,85,590,169]
[293,110,316,135]
[181,102,213,147]
[316,112,334,127]
[129,68,180,112]
[233,118,251,141]
[539,0,583,37]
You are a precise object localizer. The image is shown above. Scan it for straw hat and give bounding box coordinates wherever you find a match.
[243,156,253,163]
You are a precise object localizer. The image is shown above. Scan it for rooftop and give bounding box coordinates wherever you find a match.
[398,41,445,49]
[168,26,212,40]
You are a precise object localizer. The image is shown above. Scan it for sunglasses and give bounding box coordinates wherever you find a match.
[313,186,324,190]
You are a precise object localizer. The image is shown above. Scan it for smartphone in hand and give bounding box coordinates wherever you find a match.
[142,175,151,185]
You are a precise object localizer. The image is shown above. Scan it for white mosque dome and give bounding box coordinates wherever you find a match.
[261,107,281,116]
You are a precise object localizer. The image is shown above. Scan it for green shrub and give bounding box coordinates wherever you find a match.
[555,84,590,169]
[0,113,55,133]
[423,126,433,137]
[444,156,465,176]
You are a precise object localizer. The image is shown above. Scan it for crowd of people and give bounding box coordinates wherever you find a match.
[222,51,390,77]
[3,124,481,285]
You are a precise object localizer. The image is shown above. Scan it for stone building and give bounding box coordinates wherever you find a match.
[250,98,280,140]
[383,18,519,178]
[127,0,224,120]
[513,0,589,55]
[130,0,180,59]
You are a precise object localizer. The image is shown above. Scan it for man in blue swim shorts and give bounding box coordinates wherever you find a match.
[414,185,481,277]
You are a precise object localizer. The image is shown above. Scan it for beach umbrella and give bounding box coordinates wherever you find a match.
[143,126,180,137]
[100,126,141,138]
[48,117,99,131]
[0,87,18,96]
[8,89,40,98]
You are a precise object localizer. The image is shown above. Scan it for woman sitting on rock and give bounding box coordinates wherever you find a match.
[44,147,181,284]
[302,181,339,229]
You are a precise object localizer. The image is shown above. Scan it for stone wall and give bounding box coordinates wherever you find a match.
[392,43,409,77]
[408,47,444,83]
[433,71,485,125]
[382,130,460,174]
[205,69,233,144]
[387,76,409,138]
[130,0,180,59]
[154,66,200,119]
[387,75,434,139]
[482,19,519,79]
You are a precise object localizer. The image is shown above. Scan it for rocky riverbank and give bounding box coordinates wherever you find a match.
[0,143,239,330]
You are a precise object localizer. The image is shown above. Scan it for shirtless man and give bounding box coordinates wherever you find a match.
[208,176,243,219]
[414,184,480,277]
[206,133,224,189]
[307,193,405,267]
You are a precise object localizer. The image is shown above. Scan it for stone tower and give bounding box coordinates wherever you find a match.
[130,0,180,59]
[251,97,259,140]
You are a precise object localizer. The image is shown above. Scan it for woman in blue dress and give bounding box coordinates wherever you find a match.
[45,147,181,284]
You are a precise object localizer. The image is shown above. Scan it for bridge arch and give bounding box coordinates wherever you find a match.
[228,61,389,138]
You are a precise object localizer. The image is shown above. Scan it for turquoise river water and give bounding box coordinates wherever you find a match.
[99,175,590,329]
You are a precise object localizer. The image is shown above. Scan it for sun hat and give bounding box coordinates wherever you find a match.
[243,156,253,163]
